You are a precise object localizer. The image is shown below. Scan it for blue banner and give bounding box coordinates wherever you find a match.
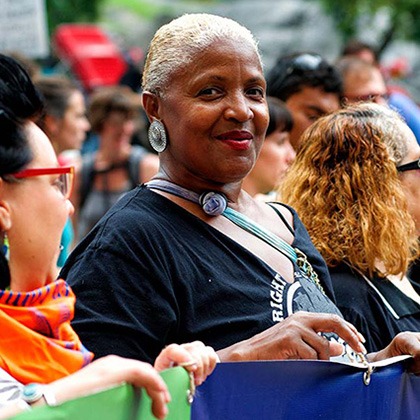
[192,359,420,420]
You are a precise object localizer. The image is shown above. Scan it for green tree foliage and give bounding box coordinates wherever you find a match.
[45,0,105,34]
[320,0,420,51]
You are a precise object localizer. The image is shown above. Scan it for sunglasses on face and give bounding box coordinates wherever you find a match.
[396,158,420,172]
[344,92,390,103]
[10,166,74,199]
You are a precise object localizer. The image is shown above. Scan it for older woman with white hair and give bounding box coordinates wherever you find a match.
[62,14,420,374]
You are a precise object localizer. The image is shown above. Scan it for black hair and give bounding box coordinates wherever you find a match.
[266,52,343,102]
[266,96,293,136]
[0,53,44,176]
[0,53,44,287]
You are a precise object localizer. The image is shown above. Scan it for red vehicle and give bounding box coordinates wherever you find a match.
[53,24,127,92]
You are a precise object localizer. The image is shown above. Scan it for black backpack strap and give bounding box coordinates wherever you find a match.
[79,153,96,211]
[127,145,148,187]
[79,146,148,210]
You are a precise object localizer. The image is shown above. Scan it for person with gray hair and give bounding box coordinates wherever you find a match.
[62,13,420,374]
[142,13,262,95]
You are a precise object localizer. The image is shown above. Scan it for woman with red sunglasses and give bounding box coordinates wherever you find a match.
[0,54,216,419]
[33,76,91,267]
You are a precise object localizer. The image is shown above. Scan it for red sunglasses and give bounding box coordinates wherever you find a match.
[11,166,74,199]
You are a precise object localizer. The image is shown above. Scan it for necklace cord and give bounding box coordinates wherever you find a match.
[145,179,323,291]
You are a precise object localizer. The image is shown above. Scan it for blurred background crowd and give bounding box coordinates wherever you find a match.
[2,0,419,99]
[1,0,419,263]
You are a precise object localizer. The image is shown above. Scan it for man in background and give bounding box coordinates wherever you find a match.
[337,54,420,146]
[266,53,342,150]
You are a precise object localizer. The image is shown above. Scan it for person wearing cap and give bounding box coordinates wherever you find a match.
[266,53,342,150]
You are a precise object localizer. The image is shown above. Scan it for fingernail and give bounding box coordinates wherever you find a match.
[161,405,169,418]
[179,360,197,368]
[358,332,366,343]
[359,342,367,354]
[165,390,171,403]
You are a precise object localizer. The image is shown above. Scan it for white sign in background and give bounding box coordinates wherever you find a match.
[0,0,49,58]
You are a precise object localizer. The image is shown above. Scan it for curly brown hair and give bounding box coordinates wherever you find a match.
[280,103,419,278]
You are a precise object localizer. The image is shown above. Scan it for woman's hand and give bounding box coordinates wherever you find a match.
[0,344,218,420]
[368,331,420,374]
[154,341,218,386]
[43,356,171,419]
[217,311,366,361]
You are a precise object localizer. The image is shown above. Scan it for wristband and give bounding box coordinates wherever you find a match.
[22,383,58,406]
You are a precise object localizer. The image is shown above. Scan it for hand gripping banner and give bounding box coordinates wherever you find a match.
[11,366,193,420]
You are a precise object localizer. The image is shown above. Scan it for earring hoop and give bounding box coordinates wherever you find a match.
[148,120,168,153]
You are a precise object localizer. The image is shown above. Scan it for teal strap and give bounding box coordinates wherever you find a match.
[223,207,298,263]
[224,207,324,294]
[146,179,324,292]
[147,180,297,263]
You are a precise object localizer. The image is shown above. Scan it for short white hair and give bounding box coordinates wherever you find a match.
[142,13,261,96]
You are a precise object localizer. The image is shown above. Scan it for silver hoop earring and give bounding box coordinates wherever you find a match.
[148,120,168,153]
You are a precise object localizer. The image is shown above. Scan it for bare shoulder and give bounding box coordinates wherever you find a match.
[246,197,295,241]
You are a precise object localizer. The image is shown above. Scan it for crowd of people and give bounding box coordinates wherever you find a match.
[1,11,420,419]
[0,52,217,419]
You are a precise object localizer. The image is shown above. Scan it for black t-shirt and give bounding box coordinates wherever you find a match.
[329,263,420,353]
[62,186,339,363]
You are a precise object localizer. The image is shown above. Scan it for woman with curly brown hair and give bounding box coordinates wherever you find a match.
[280,102,420,353]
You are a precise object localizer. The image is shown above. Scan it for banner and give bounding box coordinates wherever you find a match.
[192,358,420,420]
[12,366,192,420]
[10,359,420,419]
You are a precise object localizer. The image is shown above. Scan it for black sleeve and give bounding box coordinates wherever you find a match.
[329,268,396,353]
[61,213,179,364]
[409,258,420,283]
